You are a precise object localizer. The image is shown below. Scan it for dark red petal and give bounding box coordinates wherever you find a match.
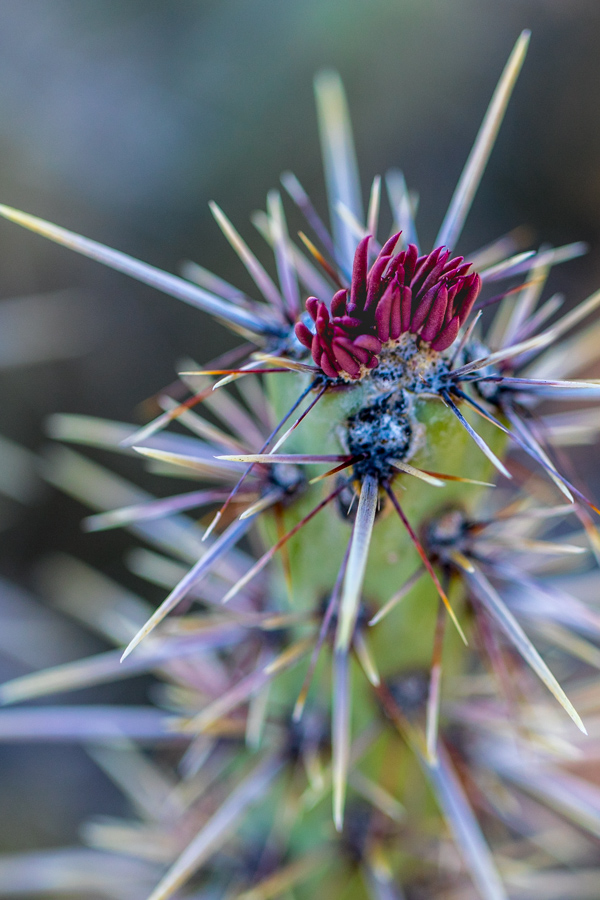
[334,315,363,330]
[413,246,443,280]
[403,244,419,282]
[390,260,405,284]
[400,285,412,333]
[414,250,432,269]
[319,340,338,369]
[441,256,464,275]
[444,262,471,280]
[331,289,348,317]
[379,231,402,258]
[336,337,371,365]
[348,235,370,313]
[295,321,313,349]
[353,333,382,352]
[374,284,394,342]
[311,334,323,365]
[332,342,361,378]
[315,304,330,335]
[421,284,449,343]
[443,282,458,321]
[414,249,451,298]
[430,315,460,351]
[410,284,437,332]
[305,297,319,321]
[319,349,339,378]
[365,253,392,311]
[446,281,460,305]
[390,291,402,340]
[457,273,482,324]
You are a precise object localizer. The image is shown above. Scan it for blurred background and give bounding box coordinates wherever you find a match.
[0,0,599,860]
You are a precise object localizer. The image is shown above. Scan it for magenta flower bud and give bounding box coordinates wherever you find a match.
[297,236,482,380]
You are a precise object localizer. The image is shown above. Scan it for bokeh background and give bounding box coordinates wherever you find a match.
[0,0,600,862]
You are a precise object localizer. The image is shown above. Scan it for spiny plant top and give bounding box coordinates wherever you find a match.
[2,27,600,900]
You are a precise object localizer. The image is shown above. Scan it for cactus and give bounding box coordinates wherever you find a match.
[2,29,600,900]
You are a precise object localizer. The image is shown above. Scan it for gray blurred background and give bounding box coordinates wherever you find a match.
[0,0,599,859]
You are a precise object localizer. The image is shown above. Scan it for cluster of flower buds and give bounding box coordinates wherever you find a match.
[295,233,482,379]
